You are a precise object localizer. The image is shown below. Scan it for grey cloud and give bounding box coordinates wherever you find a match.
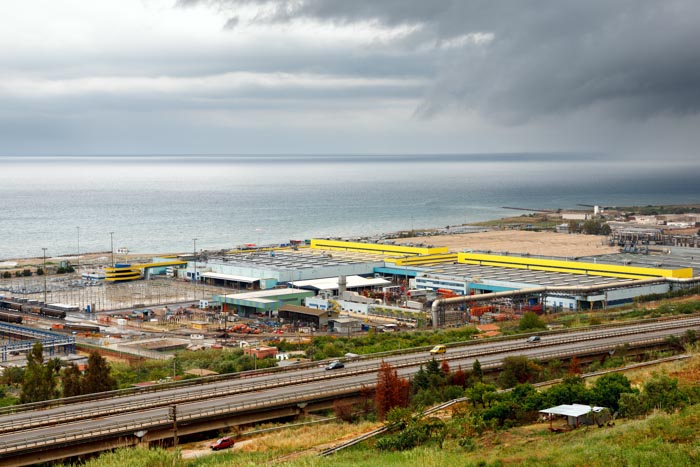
[182,0,700,123]
[223,16,239,29]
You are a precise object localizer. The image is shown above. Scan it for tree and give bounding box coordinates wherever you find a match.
[519,312,546,332]
[472,359,483,382]
[426,358,441,376]
[567,356,582,375]
[642,373,687,413]
[412,365,430,393]
[450,366,467,388]
[466,382,498,408]
[499,356,539,388]
[618,392,646,418]
[591,373,633,412]
[440,359,451,377]
[375,361,409,420]
[82,351,117,394]
[20,343,59,403]
[542,375,590,407]
[62,364,84,398]
[0,366,24,387]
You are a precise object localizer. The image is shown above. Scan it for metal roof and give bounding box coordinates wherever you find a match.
[201,272,260,283]
[278,304,329,317]
[221,288,312,300]
[420,263,628,288]
[209,250,381,271]
[539,404,605,417]
[289,275,390,290]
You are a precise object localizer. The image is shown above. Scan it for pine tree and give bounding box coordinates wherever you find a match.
[20,343,58,403]
[440,359,451,377]
[375,360,409,420]
[472,359,483,382]
[451,365,467,388]
[412,365,429,393]
[62,363,84,398]
[426,358,441,376]
[82,351,117,394]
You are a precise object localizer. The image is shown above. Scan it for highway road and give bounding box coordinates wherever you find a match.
[1,315,699,459]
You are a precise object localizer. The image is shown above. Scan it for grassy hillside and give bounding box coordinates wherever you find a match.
[72,403,700,467]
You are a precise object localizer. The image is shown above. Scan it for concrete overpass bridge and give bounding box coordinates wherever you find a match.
[1,316,699,466]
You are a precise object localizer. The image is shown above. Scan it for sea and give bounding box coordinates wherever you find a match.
[1,154,698,260]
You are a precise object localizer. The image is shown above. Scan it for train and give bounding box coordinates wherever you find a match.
[0,299,67,319]
[0,311,23,324]
[51,323,100,333]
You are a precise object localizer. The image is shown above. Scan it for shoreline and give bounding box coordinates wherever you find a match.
[3,202,697,264]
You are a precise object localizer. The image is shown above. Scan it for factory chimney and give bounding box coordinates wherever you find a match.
[338,275,347,296]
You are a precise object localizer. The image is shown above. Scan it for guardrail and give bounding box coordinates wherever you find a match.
[318,353,695,457]
[3,313,696,417]
[0,380,368,455]
[1,317,697,434]
[0,330,689,456]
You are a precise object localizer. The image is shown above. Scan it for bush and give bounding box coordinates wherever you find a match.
[459,436,476,451]
[519,312,546,332]
[642,373,688,413]
[619,392,646,418]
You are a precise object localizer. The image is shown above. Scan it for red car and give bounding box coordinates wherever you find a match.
[211,436,235,451]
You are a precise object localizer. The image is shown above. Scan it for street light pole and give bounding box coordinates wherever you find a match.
[193,238,198,301]
[109,232,114,267]
[76,226,80,271]
[42,248,47,304]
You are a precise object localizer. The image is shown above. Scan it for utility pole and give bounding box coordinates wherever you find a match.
[193,238,198,301]
[76,226,80,271]
[110,232,115,267]
[169,405,178,448]
[42,248,47,304]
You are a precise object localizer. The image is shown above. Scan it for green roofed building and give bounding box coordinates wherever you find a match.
[214,288,314,318]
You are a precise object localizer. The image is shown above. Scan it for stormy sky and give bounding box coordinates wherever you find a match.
[1,0,699,160]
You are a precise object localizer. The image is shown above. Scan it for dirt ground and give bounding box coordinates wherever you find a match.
[400,230,619,257]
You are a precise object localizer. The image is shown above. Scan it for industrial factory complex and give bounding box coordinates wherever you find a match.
[140,235,699,328]
[3,223,700,344]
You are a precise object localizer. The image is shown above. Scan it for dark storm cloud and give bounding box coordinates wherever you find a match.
[181,0,700,123]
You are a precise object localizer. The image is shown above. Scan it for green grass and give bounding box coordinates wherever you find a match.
[72,405,700,466]
[316,406,700,466]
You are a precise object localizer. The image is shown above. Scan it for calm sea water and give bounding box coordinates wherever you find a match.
[0,154,698,260]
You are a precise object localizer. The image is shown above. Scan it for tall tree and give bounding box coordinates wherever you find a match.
[440,359,451,377]
[20,343,58,403]
[450,365,467,388]
[499,356,539,389]
[375,361,409,420]
[472,359,483,382]
[82,351,117,394]
[62,363,84,398]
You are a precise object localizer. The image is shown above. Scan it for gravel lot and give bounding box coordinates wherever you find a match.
[397,230,619,257]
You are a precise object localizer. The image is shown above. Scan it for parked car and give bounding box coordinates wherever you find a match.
[211,436,235,451]
[325,360,345,370]
[429,345,447,355]
[527,336,541,343]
